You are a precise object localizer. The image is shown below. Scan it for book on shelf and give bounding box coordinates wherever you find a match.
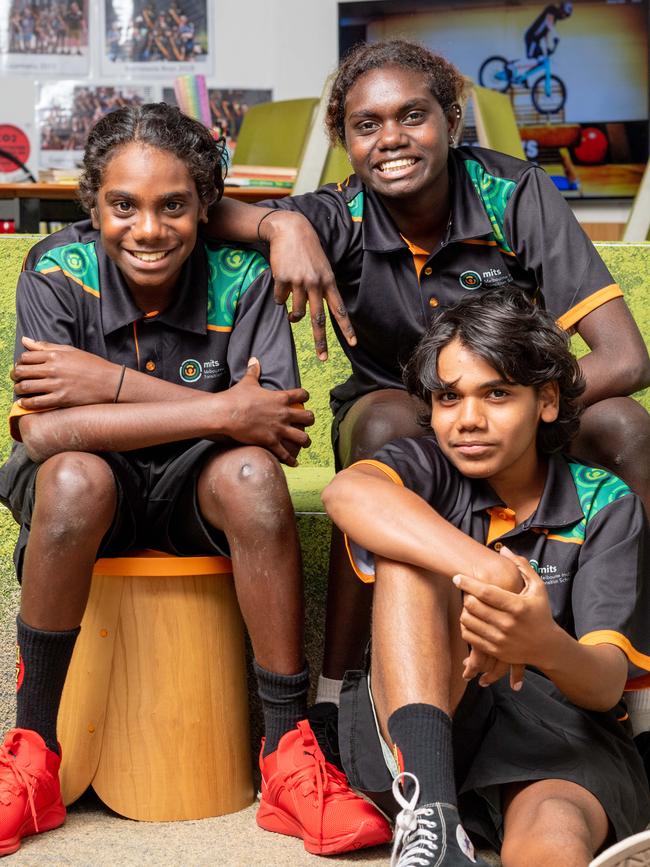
[224,164,296,188]
[39,168,82,184]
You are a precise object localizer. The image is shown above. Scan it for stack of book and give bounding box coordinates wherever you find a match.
[224,165,296,189]
[39,168,82,184]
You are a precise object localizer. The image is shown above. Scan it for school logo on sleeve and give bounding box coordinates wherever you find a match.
[179,359,202,383]
[459,270,482,290]
[62,247,88,275]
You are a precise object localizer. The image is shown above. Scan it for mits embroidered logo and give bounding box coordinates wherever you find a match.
[529,559,557,575]
[179,358,224,383]
[529,559,569,585]
[459,270,482,290]
[179,359,202,383]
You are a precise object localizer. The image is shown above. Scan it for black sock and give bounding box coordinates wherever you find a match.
[388,703,456,807]
[15,615,80,755]
[253,660,309,756]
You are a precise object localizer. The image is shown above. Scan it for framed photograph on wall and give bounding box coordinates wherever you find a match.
[37,81,156,171]
[162,86,271,151]
[0,0,90,76]
[100,0,212,78]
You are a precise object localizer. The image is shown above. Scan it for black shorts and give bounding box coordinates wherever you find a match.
[339,666,650,850]
[331,395,363,472]
[0,440,230,580]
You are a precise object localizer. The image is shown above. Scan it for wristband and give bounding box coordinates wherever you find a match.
[256,210,276,243]
[113,364,127,403]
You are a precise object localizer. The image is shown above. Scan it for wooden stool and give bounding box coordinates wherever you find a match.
[57,550,254,821]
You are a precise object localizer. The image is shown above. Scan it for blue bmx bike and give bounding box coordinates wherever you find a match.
[478,45,567,115]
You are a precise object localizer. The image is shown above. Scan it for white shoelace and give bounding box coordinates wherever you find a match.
[390,772,440,867]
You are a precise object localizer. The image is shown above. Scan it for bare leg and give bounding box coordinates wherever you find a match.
[371,555,467,741]
[199,446,392,854]
[572,397,650,514]
[21,452,117,630]
[197,445,304,674]
[322,389,426,679]
[15,452,117,753]
[370,557,478,864]
[501,779,609,867]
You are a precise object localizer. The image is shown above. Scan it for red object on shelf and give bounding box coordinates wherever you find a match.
[573,127,608,165]
[0,220,15,233]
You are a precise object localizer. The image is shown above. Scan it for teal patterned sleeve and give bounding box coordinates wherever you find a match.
[571,487,650,681]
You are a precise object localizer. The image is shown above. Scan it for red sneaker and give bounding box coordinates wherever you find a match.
[0,729,66,856]
[257,720,392,855]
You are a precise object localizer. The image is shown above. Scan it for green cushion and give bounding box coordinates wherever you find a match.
[1,234,649,737]
[572,245,650,412]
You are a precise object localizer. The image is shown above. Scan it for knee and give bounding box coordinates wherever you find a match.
[201,447,292,531]
[501,798,592,867]
[343,392,424,465]
[33,452,116,538]
[577,398,650,471]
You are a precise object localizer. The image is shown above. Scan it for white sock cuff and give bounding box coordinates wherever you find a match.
[626,688,650,712]
[316,675,343,707]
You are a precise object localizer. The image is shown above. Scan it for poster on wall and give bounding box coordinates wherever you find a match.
[162,87,272,152]
[101,0,212,78]
[0,0,90,76]
[347,0,648,199]
[37,82,156,172]
[0,79,37,182]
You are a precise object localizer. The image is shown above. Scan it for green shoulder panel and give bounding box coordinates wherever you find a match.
[463,159,516,253]
[551,462,632,544]
[34,241,100,297]
[204,245,269,330]
[346,190,364,222]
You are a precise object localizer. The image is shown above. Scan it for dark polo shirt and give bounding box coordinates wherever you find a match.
[270,146,620,413]
[348,436,650,688]
[2,220,299,486]
[11,220,298,396]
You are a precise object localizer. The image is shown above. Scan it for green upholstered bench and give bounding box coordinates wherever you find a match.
[1,236,649,724]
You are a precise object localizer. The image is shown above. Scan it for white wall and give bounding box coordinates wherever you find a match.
[0,0,634,225]
[0,0,341,179]
[213,0,338,98]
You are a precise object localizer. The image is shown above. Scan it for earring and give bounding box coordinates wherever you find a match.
[449,134,455,146]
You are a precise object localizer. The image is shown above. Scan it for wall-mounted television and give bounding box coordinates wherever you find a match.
[339,0,649,200]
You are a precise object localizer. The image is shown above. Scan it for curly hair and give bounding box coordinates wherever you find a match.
[78,103,226,212]
[325,39,466,146]
[403,289,586,454]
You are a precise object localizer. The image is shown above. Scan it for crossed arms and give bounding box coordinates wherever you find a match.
[322,461,628,712]
[13,339,313,467]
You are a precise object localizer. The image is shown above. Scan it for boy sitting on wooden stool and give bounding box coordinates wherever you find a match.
[323,288,650,867]
[0,103,390,858]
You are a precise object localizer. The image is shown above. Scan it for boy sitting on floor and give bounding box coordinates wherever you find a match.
[322,289,650,867]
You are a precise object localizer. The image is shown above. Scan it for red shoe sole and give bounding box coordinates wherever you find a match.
[0,802,66,856]
[257,799,392,855]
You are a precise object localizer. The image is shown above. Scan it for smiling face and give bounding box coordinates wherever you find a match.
[91,142,207,307]
[430,337,559,490]
[343,65,459,203]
